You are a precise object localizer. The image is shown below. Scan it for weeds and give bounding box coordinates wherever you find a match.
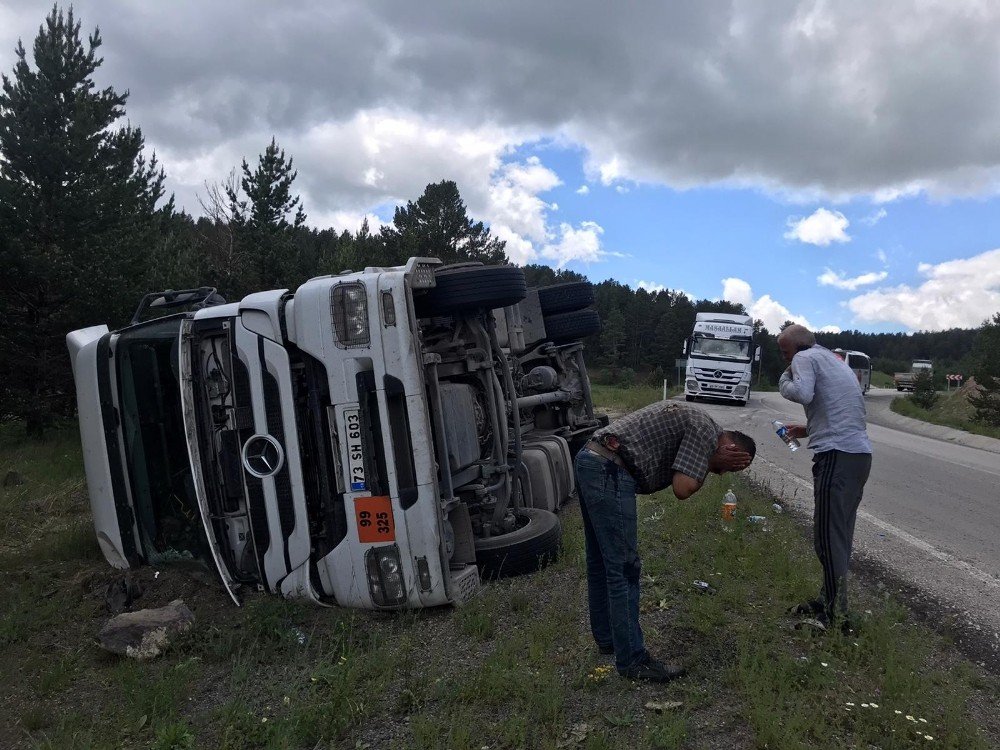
[2,417,998,749]
[892,392,1000,439]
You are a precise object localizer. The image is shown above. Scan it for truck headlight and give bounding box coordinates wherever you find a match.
[365,544,407,606]
[331,283,370,347]
[686,379,698,391]
[734,385,748,396]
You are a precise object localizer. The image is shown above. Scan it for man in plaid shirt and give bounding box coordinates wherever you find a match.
[577,402,755,682]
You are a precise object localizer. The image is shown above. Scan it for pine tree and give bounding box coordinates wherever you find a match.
[969,313,1000,426]
[910,369,939,410]
[380,180,507,265]
[222,138,306,292]
[0,6,166,433]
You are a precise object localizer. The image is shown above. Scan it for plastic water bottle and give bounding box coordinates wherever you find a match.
[721,489,738,520]
[771,420,801,452]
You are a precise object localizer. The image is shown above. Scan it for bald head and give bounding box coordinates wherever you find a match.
[777,324,815,363]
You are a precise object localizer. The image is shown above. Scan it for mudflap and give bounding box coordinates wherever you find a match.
[449,565,481,606]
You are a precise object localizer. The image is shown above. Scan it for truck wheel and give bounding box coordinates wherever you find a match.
[414,265,527,317]
[542,309,601,344]
[537,282,595,315]
[475,508,561,578]
[685,395,695,402]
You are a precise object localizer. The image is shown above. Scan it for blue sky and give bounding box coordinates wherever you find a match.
[3,0,999,333]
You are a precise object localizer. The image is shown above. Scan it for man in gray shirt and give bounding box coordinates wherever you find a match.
[778,324,873,632]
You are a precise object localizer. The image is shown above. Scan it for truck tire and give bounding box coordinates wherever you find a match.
[685,395,695,402]
[475,508,561,578]
[537,282,595,315]
[414,265,527,318]
[542,309,601,344]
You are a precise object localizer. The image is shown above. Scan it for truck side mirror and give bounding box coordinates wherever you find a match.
[682,339,688,355]
[754,346,761,362]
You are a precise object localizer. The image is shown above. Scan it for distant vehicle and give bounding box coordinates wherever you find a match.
[893,359,933,392]
[832,348,872,393]
[683,312,757,406]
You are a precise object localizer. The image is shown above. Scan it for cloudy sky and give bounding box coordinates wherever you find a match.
[3,1,1000,333]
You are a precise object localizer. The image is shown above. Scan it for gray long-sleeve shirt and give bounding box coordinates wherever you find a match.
[778,345,872,454]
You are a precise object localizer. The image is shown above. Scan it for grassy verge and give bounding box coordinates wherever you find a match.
[590,382,678,413]
[890,392,1000,440]
[872,371,895,389]
[2,410,998,748]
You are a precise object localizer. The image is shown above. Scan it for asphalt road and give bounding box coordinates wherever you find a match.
[688,388,1000,662]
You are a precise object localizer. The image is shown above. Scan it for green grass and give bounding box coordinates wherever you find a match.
[872,370,895,388]
[891,392,1000,440]
[1,418,998,749]
[590,382,672,413]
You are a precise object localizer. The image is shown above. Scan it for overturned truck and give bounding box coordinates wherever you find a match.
[67,259,604,609]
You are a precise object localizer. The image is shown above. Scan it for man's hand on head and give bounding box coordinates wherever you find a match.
[716,443,752,473]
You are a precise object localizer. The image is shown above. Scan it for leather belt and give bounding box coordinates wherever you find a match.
[584,440,626,469]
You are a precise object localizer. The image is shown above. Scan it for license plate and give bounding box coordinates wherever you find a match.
[354,495,395,543]
[703,383,727,390]
[343,408,366,491]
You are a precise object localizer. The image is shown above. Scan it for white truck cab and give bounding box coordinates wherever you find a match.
[683,312,756,406]
[67,260,603,609]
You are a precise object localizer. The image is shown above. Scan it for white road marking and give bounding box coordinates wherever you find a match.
[755,455,1000,592]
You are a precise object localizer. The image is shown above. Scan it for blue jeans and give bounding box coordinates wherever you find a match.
[575,449,647,672]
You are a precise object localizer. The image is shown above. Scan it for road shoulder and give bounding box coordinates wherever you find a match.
[865,388,1000,455]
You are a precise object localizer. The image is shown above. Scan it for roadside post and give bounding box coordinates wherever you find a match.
[675,358,686,397]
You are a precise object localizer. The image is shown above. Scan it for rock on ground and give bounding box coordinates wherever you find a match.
[97,599,194,660]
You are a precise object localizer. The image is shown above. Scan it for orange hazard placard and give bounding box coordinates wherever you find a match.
[354,496,396,543]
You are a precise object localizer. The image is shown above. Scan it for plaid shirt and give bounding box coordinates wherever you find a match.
[593,402,722,494]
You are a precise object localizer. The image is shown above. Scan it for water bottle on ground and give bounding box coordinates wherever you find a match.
[771,420,801,452]
[721,489,738,520]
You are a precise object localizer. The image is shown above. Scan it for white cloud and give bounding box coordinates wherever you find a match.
[861,208,887,226]
[721,278,754,308]
[636,280,667,294]
[817,268,889,290]
[8,2,1000,207]
[784,208,851,246]
[847,248,1000,330]
[721,277,837,332]
[576,184,590,195]
[309,210,387,235]
[636,280,693,298]
[876,249,888,265]
[540,221,607,268]
[486,158,562,244]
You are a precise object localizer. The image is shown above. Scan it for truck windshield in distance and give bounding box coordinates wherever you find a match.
[684,312,755,406]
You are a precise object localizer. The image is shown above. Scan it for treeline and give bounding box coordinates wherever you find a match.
[2,7,997,434]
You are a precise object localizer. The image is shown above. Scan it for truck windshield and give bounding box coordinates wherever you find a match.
[115,317,205,565]
[691,336,750,360]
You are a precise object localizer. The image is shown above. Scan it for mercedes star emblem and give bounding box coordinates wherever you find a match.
[713,370,723,379]
[242,434,284,478]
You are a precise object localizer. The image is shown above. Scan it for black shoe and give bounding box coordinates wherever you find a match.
[620,656,686,683]
[787,599,824,616]
[597,643,615,655]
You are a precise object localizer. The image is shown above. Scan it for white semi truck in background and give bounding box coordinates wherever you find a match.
[683,312,756,406]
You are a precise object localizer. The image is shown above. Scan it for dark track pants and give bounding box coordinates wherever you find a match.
[812,450,872,620]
